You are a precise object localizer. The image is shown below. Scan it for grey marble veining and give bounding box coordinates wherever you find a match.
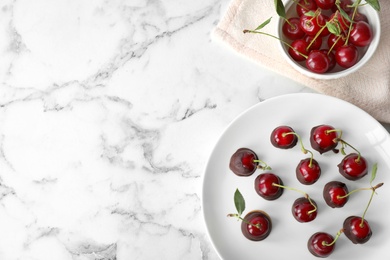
[4,0,389,260]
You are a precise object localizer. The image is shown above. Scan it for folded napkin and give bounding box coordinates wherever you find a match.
[213,0,390,123]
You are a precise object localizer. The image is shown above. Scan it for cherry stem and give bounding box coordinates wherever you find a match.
[272,183,317,214]
[337,182,384,200]
[243,30,309,59]
[322,228,344,247]
[345,0,361,46]
[253,159,272,170]
[360,182,384,228]
[227,213,261,229]
[306,11,337,51]
[334,137,361,162]
[282,132,314,168]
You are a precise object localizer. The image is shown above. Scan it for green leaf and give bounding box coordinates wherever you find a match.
[326,22,340,36]
[274,0,286,19]
[254,17,272,31]
[370,163,378,185]
[338,7,353,23]
[304,11,316,17]
[234,189,245,216]
[366,0,380,11]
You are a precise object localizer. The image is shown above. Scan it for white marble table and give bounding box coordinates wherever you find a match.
[0,1,388,259]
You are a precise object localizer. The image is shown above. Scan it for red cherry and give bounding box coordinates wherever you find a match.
[319,49,336,71]
[349,21,373,47]
[327,33,346,50]
[241,211,272,241]
[292,197,317,223]
[270,125,298,149]
[330,12,350,32]
[323,181,349,208]
[229,148,258,176]
[308,232,335,257]
[289,39,310,61]
[304,35,322,51]
[353,12,369,23]
[306,50,330,74]
[300,13,328,36]
[315,0,335,10]
[338,153,368,180]
[282,17,305,40]
[296,158,321,185]
[296,0,317,16]
[343,216,372,244]
[331,0,353,13]
[254,173,284,200]
[310,125,339,154]
[335,44,359,68]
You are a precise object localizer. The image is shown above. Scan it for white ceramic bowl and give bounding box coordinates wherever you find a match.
[277,0,381,80]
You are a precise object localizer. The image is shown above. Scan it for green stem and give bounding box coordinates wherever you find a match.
[227,213,261,229]
[253,159,272,170]
[282,132,314,167]
[360,182,384,227]
[272,183,317,214]
[345,0,361,45]
[323,229,344,247]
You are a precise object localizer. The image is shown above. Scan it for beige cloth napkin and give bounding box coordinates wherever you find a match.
[213,0,390,123]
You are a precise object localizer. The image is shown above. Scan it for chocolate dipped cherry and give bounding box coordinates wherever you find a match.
[296,158,321,185]
[270,125,298,149]
[254,173,284,200]
[292,197,318,223]
[308,232,336,258]
[229,148,270,177]
[310,125,340,154]
[241,210,272,241]
[343,216,372,244]
[228,189,272,241]
[338,153,368,180]
[323,181,349,208]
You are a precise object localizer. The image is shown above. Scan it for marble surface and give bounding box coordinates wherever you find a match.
[0,0,388,259]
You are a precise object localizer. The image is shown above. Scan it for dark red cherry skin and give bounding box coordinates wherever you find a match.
[315,0,335,10]
[319,49,336,71]
[289,39,310,61]
[353,12,368,23]
[335,44,359,68]
[283,17,305,40]
[270,126,298,149]
[296,158,321,185]
[323,181,349,208]
[349,21,373,47]
[331,0,353,13]
[310,125,339,154]
[327,33,346,50]
[304,35,323,51]
[292,197,317,223]
[229,148,258,176]
[254,173,284,200]
[306,50,330,74]
[329,11,350,32]
[343,216,372,244]
[296,0,317,16]
[300,13,328,36]
[338,153,368,180]
[241,210,272,241]
[308,232,335,258]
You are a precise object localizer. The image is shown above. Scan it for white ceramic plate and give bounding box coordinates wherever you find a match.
[202,93,390,260]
